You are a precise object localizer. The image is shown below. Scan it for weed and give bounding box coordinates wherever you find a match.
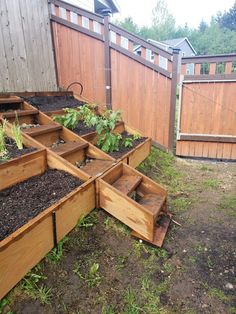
[21,265,52,304]
[74,262,101,288]
[218,195,236,217]
[123,287,141,314]
[200,165,213,171]
[203,179,221,188]
[209,288,229,302]
[77,211,98,229]
[188,256,197,264]
[123,137,134,148]
[12,112,23,149]
[0,298,13,314]
[46,236,69,264]
[0,120,8,159]
[102,304,116,314]
[104,216,130,236]
[170,197,191,213]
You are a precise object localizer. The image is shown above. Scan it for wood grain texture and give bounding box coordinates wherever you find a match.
[0,0,57,92]
[52,21,106,105]
[176,81,236,159]
[111,49,172,148]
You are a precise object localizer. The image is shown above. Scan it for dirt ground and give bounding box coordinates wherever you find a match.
[1,148,236,314]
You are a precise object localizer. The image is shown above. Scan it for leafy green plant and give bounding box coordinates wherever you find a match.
[74,262,101,287]
[95,109,122,153]
[123,137,134,148]
[77,212,98,229]
[12,113,23,149]
[46,236,68,264]
[53,105,98,130]
[21,266,52,305]
[0,119,7,157]
[133,133,141,140]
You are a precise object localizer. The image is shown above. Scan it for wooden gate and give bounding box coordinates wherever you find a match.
[176,54,236,160]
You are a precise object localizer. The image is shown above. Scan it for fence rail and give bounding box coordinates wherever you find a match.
[49,0,179,151]
[177,53,236,160]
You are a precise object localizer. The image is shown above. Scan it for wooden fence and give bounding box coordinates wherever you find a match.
[49,0,179,151]
[0,0,57,92]
[176,54,236,160]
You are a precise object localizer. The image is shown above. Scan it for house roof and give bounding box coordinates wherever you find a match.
[162,37,197,55]
[95,0,119,13]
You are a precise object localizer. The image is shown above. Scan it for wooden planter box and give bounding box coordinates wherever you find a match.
[0,149,95,299]
[96,163,171,247]
[83,122,152,167]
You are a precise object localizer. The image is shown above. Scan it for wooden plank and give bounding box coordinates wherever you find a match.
[127,138,151,168]
[23,124,62,137]
[112,174,142,195]
[81,159,114,177]
[51,141,89,156]
[0,150,46,190]
[98,180,154,241]
[2,109,38,119]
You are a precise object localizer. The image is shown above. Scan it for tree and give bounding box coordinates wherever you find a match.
[114,17,139,35]
[217,1,236,31]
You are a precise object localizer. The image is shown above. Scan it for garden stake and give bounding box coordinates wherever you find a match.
[52,211,58,250]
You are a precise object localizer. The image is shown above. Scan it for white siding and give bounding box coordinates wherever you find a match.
[63,0,95,12]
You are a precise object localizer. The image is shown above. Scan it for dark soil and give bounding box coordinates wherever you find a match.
[72,120,96,136]
[0,103,21,112]
[3,150,236,314]
[0,169,84,241]
[0,137,36,164]
[108,131,147,159]
[25,95,86,112]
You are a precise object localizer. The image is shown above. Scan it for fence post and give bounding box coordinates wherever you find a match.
[168,48,180,152]
[104,15,112,109]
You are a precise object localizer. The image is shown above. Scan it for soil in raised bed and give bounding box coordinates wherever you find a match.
[0,137,36,164]
[72,120,96,136]
[108,131,147,159]
[0,103,21,112]
[25,95,86,112]
[0,169,84,241]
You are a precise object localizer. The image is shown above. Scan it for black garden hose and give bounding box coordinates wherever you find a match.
[66,81,83,96]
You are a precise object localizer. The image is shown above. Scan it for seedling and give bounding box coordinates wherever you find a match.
[46,236,68,264]
[133,133,141,140]
[21,266,52,305]
[12,112,23,149]
[0,119,7,157]
[74,262,101,287]
[123,137,134,148]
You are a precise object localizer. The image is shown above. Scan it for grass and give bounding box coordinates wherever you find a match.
[46,236,69,264]
[200,165,214,172]
[104,216,130,236]
[138,147,181,194]
[209,288,229,302]
[73,261,101,288]
[0,120,7,159]
[203,179,221,189]
[12,116,23,149]
[21,265,52,305]
[218,195,236,217]
[123,287,141,314]
[76,210,98,229]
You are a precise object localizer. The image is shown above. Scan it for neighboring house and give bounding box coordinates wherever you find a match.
[63,0,119,14]
[134,37,196,74]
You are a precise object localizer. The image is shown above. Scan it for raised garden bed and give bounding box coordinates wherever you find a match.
[97,162,171,246]
[0,149,95,299]
[83,122,152,168]
[24,94,86,114]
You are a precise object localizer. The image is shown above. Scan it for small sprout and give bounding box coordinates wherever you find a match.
[0,119,7,155]
[133,133,141,140]
[123,137,134,148]
[12,112,23,149]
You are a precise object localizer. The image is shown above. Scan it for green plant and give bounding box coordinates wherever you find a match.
[123,287,141,314]
[21,266,52,304]
[77,212,98,229]
[74,262,101,287]
[12,113,23,149]
[0,119,7,157]
[53,105,98,130]
[46,236,68,264]
[96,109,122,153]
[123,137,134,148]
[133,133,141,140]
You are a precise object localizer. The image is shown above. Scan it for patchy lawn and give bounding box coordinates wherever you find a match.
[1,148,236,314]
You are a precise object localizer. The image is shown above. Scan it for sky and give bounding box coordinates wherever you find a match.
[112,0,235,28]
